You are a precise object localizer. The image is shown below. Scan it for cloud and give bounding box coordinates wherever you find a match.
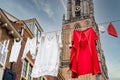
[59,0,67,11]
[58,0,67,19]
[0,0,41,20]
[32,0,54,18]
[12,4,38,19]
[43,4,54,17]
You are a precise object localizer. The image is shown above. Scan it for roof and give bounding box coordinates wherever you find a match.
[24,18,44,32]
[0,8,22,40]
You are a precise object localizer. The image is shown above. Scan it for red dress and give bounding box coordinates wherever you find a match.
[70,27,101,78]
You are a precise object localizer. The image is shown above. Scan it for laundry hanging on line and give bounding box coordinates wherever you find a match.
[31,30,62,78]
[98,22,118,37]
[9,39,22,62]
[9,36,38,63]
[107,23,118,37]
[30,38,37,59]
[69,27,101,78]
[21,37,37,60]
[98,24,105,33]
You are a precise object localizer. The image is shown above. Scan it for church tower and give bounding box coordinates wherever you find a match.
[58,0,108,80]
[66,0,94,20]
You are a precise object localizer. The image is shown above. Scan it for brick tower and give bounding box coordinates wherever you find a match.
[58,0,108,80]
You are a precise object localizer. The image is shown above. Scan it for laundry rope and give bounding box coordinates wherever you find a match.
[43,19,120,33]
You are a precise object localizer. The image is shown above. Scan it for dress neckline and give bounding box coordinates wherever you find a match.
[75,27,92,32]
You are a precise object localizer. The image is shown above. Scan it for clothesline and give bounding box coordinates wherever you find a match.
[97,19,120,25]
[43,19,120,34]
[43,30,62,34]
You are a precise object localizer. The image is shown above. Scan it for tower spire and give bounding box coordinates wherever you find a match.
[67,0,72,20]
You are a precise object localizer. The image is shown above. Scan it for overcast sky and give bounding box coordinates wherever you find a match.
[0,0,120,80]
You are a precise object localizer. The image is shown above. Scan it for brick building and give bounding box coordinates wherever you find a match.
[59,0,108,80]
[0,8,22,80]
[0,8,43,80]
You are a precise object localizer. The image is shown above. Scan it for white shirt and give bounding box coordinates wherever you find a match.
[9,40,21,62]
[29,38,37,59]
[31,31,62,78]
[98,25,105,33]
[21,38,37,60]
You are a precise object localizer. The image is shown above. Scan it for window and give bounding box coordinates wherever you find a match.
[36,30,41,41]
[38,76,47,80]
[21,58,33,80]
[0,42,7,67]
[25,21,41,42]
[75,11,81,17]
[26,22,37,37]
[74,23,81,29]
[75,0,80,6]
[28,65,32,80]
[22,59,28,77]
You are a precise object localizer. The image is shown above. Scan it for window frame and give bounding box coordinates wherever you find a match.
[25,22,41,42]
[22,59,28,77]
[28,64,32,80]
[74,23,81,29]
[21,57,33,80]
[0,42,8,67]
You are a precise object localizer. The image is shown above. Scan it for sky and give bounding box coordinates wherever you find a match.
[0,0,120,80]
[94,0,120,80]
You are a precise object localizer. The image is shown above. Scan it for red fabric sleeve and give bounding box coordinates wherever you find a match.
[70,30,76,62]
[91,28,99,40]
[91,28,101,74]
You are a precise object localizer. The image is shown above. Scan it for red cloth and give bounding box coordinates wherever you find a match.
[70,27,101,78]
[107,23,118,37]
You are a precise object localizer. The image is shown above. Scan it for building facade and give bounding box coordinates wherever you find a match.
[0,8,43,80]
[59,0,108,80]
[0,8,22,80]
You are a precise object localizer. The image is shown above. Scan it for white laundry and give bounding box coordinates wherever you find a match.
[22,38,37,60]
[29,38,37,59]
[21,38,30,60]
[57,31,62,48]
[98,24,105,33]
[9,40,21,62]
[31,31,62,78]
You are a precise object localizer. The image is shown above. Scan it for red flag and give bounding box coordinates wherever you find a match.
[107,23,118,37]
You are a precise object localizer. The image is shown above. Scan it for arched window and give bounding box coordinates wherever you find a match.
[74,23,81,29]
[75,0,80,6]
[75,11,81,17]
[38,76,47,80]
